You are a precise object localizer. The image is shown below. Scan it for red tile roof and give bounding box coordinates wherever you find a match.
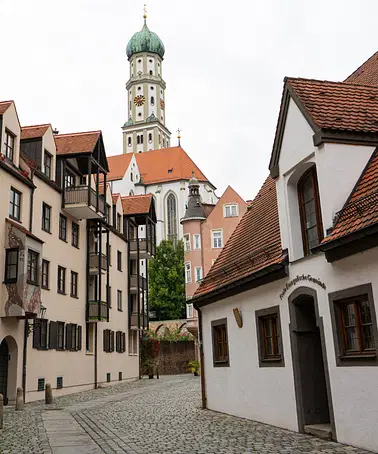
[55,131,101,155]
[345,51,378,86]
[287,77,378,133]
[0,101,13,115]
[121,194,153,216]
[322,148,378,244]
[106,147,211,186]
[21,124,50,140]
[112,193,120,203]
[193,176,285,299]
[105,153,133,182]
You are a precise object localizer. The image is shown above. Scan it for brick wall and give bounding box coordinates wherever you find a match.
[157,341,195,375]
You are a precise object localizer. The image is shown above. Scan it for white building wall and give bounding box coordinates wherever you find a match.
[201,248,378,452]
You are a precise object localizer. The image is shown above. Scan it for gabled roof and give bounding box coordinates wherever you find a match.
[193,177,286,302]
[345,51,378,86]
[0,101,13,115]
[55,131,101,155]
[269,77,378,176]
[106,147,212,187]
[106,153,133,182]
[320,147,378,246]
[21,124,50,140]
[121,194,153,216]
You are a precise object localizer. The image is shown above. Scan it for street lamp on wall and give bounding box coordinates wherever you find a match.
[26,304,47,337]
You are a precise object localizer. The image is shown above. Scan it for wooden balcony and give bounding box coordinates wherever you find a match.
[88,300,108,322]
[129,238,155,258]
[130,311,148,330]
[89,253,107,275]
[64,186,105,219]
[129,274,147,294]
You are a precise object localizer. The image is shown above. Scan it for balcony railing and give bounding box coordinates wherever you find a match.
[130,274,147,292]
[64,185,105,218]
[130,311,148,329]
[89,252,107,274]
[129,238,155,256]
[88,300,108,321]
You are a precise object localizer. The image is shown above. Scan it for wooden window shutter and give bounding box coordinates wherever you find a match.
[66,324,72,350]
[49,321,58,350]
[77,325,82,351]
[33,319,41,349]
[116,331,119,352]
[122,332,126,353]
[110,331,115,352]
[103,329,109,352]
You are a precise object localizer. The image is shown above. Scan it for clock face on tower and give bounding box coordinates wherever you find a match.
[160,99,165,110]
[134,95,145,106]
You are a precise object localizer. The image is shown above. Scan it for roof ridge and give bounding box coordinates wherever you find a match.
[56,130,101,137]
[0,100,14,104]
[286,76,378,90]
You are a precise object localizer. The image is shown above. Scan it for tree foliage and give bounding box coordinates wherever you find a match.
[148,239,185,320]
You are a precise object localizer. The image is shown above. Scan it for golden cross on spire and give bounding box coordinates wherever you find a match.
[143,4,147,19]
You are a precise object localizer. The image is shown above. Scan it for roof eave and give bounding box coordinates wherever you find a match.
[193,259,288,309]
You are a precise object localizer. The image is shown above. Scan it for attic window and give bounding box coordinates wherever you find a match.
[168,168,173,174]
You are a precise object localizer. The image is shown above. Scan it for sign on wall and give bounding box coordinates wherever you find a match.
[279,274,326,300]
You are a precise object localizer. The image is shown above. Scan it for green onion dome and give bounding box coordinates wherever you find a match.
[126,19,165,59]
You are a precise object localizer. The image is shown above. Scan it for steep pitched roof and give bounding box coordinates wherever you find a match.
[193,177,286,300]
[287,77,378,133]
[345,51,378,86]
[0,101,13,115]
[21,124,50,140]
[135,147,210,185]
[321,148,378,245]
[55,131,101,155]
[105,153,134,182]
[121,194,153,216]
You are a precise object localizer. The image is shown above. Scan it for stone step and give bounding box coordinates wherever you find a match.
[304,423,332,440]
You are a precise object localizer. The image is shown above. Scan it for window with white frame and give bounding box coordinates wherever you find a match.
[187,303,194,319]
[212,230,223,249]
[185,262,191,283]
[195,266,203,283]
[224,204,238,218]
[193,234,201,250]
[184,234,191,251]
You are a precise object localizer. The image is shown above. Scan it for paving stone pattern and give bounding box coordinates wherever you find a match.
[1,375,375,453]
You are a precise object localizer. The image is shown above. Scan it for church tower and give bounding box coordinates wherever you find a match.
[123,9,171,154]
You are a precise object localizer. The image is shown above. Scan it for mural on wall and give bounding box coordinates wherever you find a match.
[4,223,41,317]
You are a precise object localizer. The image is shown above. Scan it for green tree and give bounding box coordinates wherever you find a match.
[148,239,185,320]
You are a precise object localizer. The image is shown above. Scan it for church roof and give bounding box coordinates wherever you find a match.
[345,50,378,86]
[106,147,212,187]
[126,19,165,59]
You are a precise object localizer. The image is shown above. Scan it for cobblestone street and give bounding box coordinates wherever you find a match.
[1,375,375,454]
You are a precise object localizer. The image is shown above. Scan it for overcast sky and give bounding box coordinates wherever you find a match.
[1,0,377,200]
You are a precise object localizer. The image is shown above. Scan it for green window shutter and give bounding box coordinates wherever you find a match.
[33,320,41,349]
[66,324,72,350]
[49,321,57,350]
[77,325,82,351]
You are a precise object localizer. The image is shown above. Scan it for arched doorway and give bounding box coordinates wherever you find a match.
[0,339,9,404]
[288,287,335,439]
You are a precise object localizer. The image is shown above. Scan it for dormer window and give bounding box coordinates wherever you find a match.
[44,150,52,179]
[224,204,238,218]
[4,129,15,161]
[298,167,323,255]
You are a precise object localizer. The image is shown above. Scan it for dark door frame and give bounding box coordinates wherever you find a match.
[288,286,336,440]
[0,338,9,405]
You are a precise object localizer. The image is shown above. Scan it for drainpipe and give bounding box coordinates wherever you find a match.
[29,175,35,233]
[197,307,207,409]
[22,320,28,403]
